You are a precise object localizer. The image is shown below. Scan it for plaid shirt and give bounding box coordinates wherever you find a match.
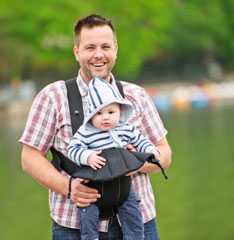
[19,73,167,231]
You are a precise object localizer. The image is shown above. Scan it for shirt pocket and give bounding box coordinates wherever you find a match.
[54,113,73,155]
[127,97,142,128]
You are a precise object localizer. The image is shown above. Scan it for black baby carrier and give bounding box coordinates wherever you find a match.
[51,78,167,219]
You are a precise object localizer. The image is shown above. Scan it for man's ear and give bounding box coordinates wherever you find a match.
[115,41,118,55]
[114,40,118,61]
[73,46,79,61]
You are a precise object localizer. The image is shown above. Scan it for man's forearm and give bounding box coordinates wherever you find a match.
[139,138,172,174]
[21,144,69,196]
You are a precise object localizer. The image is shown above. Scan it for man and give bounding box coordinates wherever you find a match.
[20,14,172,240]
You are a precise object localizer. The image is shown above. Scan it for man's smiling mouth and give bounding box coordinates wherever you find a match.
[93,63,105,67]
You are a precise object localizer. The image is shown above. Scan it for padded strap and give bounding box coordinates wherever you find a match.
[65,78,84,134]
[116,80,124,98]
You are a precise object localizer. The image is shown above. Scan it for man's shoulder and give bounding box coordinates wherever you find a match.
[42,80,66,91]
[38,80,66,98]
[118,80,147,97]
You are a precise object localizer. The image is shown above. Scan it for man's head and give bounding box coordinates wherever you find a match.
[73,14,118,83]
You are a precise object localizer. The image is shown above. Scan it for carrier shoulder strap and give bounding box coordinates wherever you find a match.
[65,78,84,134]
[116,80,124,99]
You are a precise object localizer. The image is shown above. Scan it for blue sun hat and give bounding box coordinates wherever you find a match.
[83,77,133,126]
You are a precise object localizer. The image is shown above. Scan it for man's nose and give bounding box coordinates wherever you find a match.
[94,48,104,59]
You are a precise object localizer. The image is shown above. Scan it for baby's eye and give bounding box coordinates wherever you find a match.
[109,111,114,114]
[97,112,102,115]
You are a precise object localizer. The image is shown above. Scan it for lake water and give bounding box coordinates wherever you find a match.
[1,105,233,239]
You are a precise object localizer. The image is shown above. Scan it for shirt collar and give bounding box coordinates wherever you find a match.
[76,73,88,97]
[76,72,118,97]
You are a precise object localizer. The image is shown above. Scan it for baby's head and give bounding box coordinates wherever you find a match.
[83,77,133,129]
[91,102,121,131]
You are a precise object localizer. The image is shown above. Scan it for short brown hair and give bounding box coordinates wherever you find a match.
[74,14,116,45]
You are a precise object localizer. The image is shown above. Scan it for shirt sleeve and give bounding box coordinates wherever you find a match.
[130,126,155,153]
[139,88,168,144]
[67,130,94,166]
[19,87,56,154]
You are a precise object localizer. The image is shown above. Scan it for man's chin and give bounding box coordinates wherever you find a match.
[91,72,110,80]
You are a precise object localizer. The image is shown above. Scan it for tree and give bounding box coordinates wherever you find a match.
[0,0,173,81]
[1,0,234,82]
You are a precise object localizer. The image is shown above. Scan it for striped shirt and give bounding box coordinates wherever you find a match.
[68,124,155,166]
[19,73,167,231]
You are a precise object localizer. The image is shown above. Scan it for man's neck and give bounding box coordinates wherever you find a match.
[79,71,112,85]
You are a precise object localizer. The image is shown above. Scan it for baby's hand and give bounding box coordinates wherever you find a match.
[87,151,106,170]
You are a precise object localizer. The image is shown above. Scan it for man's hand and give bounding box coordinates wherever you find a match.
[152,148,161,161]
[70,178,100,207]
[126,170,139,176]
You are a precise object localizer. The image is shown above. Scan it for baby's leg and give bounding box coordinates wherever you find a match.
[117,186,144,240]
[79,204,99,240]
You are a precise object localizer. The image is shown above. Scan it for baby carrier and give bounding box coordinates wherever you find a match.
[51,78,167,219]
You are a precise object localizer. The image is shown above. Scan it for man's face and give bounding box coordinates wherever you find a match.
[73,25,118,83]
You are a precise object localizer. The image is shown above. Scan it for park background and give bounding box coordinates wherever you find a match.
[1,1,234,239]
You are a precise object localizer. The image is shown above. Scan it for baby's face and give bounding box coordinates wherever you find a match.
[91,103,121,131]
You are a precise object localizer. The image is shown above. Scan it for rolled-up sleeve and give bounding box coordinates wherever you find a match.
[140,88,167,143]
[19,88,56,154]
[124,82,167,144]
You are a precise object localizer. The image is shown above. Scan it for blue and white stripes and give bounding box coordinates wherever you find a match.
[67,124,155,166]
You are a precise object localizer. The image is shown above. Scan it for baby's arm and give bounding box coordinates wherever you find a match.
[130,126,160,158]
[67,131,106,169]
[67,131,95,166]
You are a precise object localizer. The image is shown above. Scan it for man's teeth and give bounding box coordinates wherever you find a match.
[94,63,105,67]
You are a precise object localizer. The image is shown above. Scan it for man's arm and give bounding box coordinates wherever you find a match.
[21,144,100,207]
[138,137,172,174]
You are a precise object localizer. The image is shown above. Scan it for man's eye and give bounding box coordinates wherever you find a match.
[86,46,94,50]
[103,45,110,49]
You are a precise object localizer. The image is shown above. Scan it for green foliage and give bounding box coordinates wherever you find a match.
[167,1,228,54]
[0,0,93,79]
[1,0,234,81]
[89,0,174,77]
